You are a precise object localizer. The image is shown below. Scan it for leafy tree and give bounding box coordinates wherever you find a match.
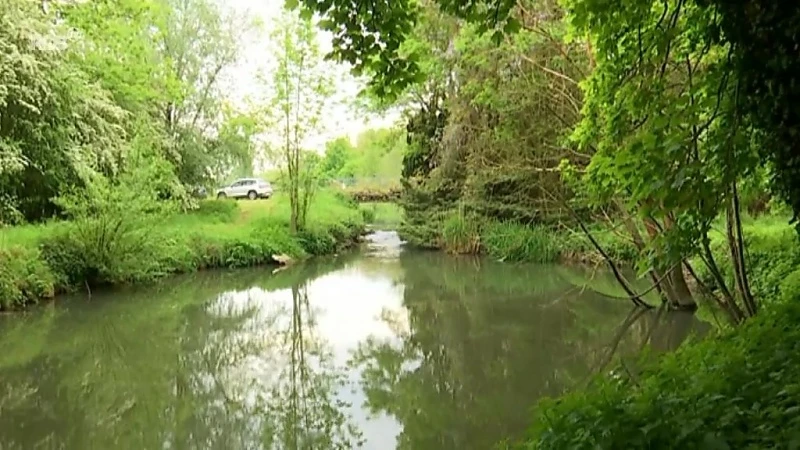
[0,0,127,221]
[158,0,256,186]
[268,9,334,233]
[320,137,356,180]
[61,0,174,115]
[700,0,800,227]
[206,104,262,183]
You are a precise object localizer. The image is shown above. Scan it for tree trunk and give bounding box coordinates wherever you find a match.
[616,200,669,304]
[644,215,697,310]
[665,264,696,310]
[727,181,757,316]
[700,233,744,323]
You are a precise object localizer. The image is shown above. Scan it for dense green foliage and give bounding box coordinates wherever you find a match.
[296,0,800,316]
[0,192,364,310]
[0,0,373,311]
[0,0,256,224]
[703,1,800,227]
[296,0,800,228]
[518,299,800,449]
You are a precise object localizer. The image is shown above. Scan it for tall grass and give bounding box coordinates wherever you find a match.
[482,221,562,263]
[441,212,482,254]
[435,210,639,264]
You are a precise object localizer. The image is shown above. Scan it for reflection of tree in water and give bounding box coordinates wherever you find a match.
[172,280,362,449]
[260,283,363,449]
[0,263,361,449]
[349,252,711,450]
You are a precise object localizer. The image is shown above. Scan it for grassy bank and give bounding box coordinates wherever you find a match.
[404,211,638,264]
[0,191,365,310]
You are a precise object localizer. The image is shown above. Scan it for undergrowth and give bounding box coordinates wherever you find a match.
[692,215,800,306]
[412,210,639,264]
[513,298,800,449]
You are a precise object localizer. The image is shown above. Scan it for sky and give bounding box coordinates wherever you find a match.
[218,0,401,156]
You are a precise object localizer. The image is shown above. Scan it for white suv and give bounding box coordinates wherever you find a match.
[216,178,273,200]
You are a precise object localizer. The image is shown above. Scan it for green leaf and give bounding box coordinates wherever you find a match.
[503,18,521,34]
[491,30,504,45]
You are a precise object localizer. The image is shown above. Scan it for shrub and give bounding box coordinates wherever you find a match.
[360,204,376,223]
[0,247,56,309]
[515,299,800,449]
[298,227,337,255]
[40,160,182,286]
[779,268,800,303]
[41,220,169,286]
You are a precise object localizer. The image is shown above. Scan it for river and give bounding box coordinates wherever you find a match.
[0,231,710,449]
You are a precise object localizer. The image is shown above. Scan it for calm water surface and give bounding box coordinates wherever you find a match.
[0,231,709,449]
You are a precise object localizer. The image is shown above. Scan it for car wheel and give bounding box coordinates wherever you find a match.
[247,190,258,200]
[217,193,226,199]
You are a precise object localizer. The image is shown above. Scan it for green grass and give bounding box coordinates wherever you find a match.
[358,202,404,229]
[423,210,639,264]
[0,191,365,310]
[0,221,64,250]
[440,211,482,254]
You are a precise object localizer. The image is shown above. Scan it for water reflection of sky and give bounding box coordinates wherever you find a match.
[206,241,409,449]
[310,269,407,450]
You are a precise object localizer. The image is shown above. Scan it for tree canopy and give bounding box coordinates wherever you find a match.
[295,0,800,227]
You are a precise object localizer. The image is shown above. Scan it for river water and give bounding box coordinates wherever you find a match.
[0,231,709,449]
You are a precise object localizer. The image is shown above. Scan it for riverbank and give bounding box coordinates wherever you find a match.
[498,215,800,449]
[402,211,798,282]
[0,191,366,310]
[512,292,800,449]
[398,209,800,448]
[400,211,640,264]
